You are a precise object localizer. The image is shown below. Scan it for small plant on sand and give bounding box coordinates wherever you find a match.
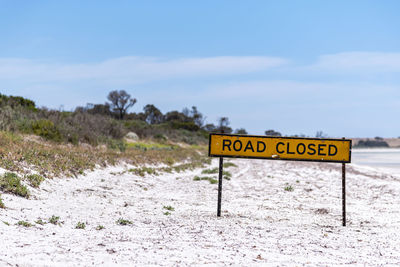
[25,174,45,188]
[96,225,105,230]
[163,205,175,211]
[0,172,29,198]
[163,211,171,215]
[3,221,10,226]
[129,167,158,177]
[208,178,218,184]
[116,218,133,225]
[201,168,219,174]
[0,194,5,208]
[193,176,218,184]
[49,215,61,225]
[223,162,237,168]
[223,171,232,180]
[75,222,86,229]
[17,220,33,227]
[284,185,294,192]
[35,219,46,225]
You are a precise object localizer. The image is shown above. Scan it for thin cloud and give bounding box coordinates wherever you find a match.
[308,52,400,73]
[0,56,288,84]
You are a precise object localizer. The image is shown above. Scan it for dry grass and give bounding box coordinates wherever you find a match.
[0,131,208,179]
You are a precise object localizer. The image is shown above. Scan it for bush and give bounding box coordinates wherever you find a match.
[48,215,61,225]
[116,218,133,225]
[0,94,36,111]
[25,174,45,188]
[17,220,33,227]
[0,172,29,198]
[355,139,389,148]
[169,121,200,131]
[75,221,86,229]
[31,119,62,142]
[0,194,5,208]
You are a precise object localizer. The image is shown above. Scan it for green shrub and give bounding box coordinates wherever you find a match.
[154,133,167,141]
[96,225,105,230]
[201,168,219,174]
[48,215,61,225]
[17,220,32,227]
[35,219,46,225]
[169,121,200,131]
[75,222,86,229]
[193,176,218,184]
[163,205,175,211]
[116,218,133,225]
[107,139,127,152]
[0,172,29,198]
[223,162,237,168]
[284,185,294,192]
[25,174,45,188]
[31,119,62,142]
[129,167,158,176]
[0,194,5,208]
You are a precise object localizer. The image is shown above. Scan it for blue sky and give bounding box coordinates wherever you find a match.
[1,1,400,137]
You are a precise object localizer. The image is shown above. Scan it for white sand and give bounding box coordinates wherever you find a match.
[0,159,400,266]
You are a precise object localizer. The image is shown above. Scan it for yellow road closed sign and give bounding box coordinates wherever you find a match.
[209,133,351,163]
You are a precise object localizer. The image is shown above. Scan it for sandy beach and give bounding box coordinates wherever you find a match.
[1,156,399,266]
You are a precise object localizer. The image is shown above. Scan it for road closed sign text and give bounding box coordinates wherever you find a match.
[209,133,351,163]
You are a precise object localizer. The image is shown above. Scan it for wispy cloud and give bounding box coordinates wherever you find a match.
[0,56,288,84]
[308,52,400,73]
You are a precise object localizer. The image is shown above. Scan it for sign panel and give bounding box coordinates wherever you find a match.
[209,133,351,163]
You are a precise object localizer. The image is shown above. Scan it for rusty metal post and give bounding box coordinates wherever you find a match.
[217,157,224,217]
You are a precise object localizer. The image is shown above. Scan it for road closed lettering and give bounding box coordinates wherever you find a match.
[209,134,351,163]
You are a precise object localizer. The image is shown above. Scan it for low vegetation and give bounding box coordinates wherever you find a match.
[223,162,238,168]
[193,176,218,184]
[163,205,175,211]
[25,174,45,188]
[201,168,219,174]
[96,225,105,230]
[75,222,86,229]
[0,194,5,208]
[48,215,61,225]
[17,220,33,227]
[35,219,46,225]
[355,138,389,148]
[0,172,29,198]
[284,185,294,192]
[116,218,133,225]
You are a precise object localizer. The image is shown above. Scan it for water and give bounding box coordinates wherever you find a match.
[351,148,400,174]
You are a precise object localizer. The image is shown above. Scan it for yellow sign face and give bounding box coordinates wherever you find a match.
[209,134,351,163]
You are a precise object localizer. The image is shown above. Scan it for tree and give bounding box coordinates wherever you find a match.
[86,103,112,116]
[164,110,188,122]
[143,104,163,124]
[265,129,281,136]
[217,117,232,133]
[235,128,248,134]
[189,106,205,127]
[315,131,328,138]
[107,90,137,120]
[203,123,217,132]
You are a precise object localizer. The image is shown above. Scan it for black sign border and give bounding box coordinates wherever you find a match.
[208,133,352,163]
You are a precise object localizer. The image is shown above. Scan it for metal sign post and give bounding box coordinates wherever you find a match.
[217,157,224,217]
[342,162,346,226]
[209,133,352,226]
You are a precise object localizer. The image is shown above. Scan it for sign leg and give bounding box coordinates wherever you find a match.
[217,157,224,217]
[342,162,346,226]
